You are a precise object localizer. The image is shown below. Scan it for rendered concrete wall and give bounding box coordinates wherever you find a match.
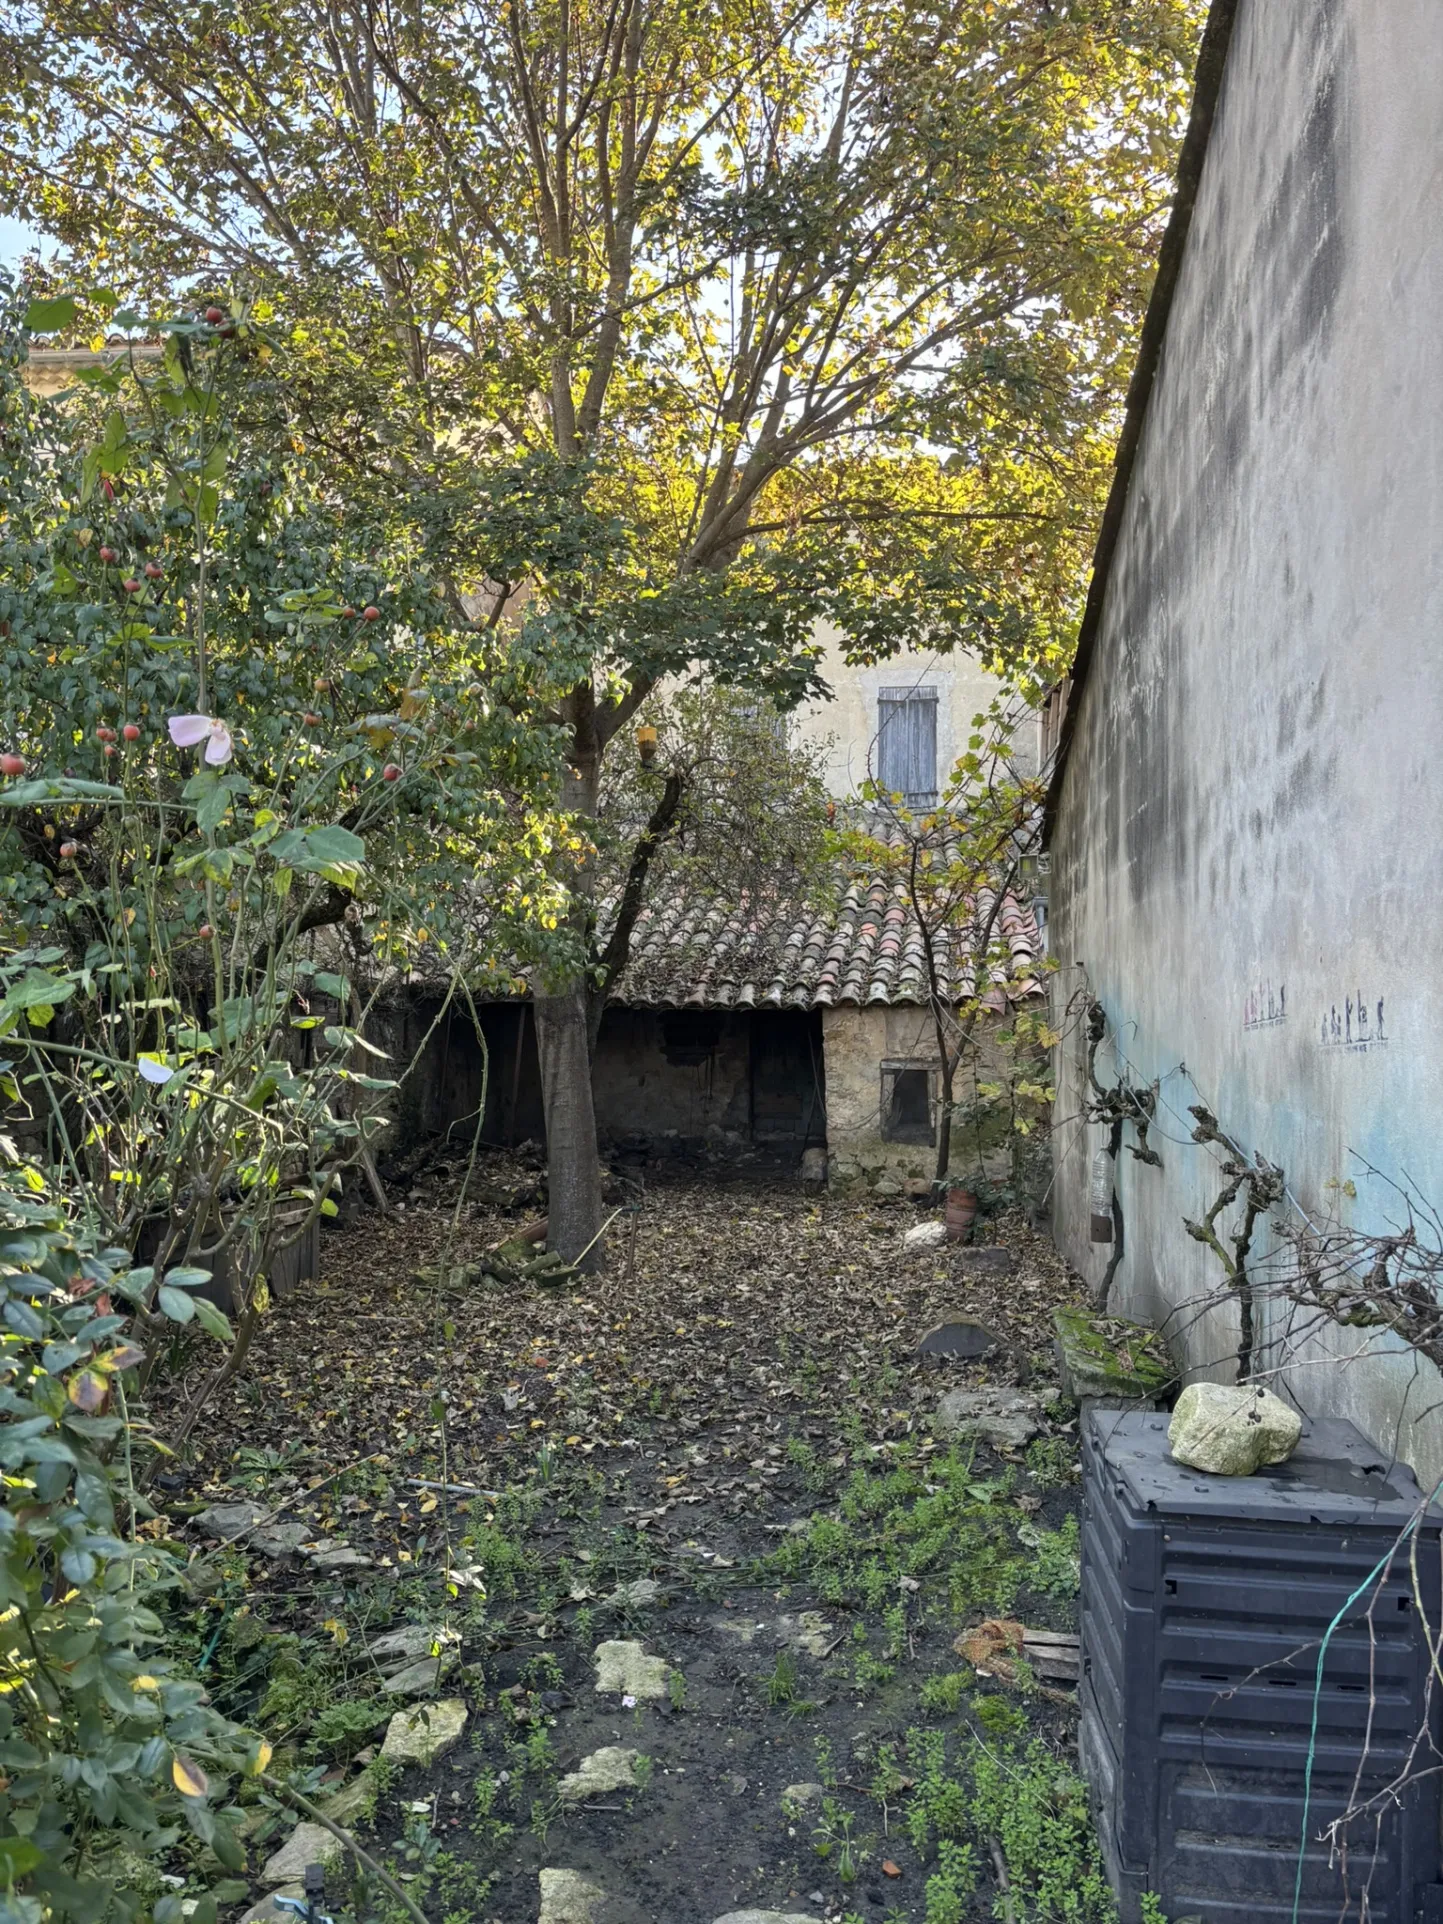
[1049,0,1443,1481]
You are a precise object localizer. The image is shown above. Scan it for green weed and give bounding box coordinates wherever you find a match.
[920,1671,970,1716]
[883,1601,908,1659]
[923,1839,978,1924]
[973,1694,1028,1739]
[812,1796,861,1882]
[786,1436,831,1493]
[970,1740,1118,1921]
[307,1696,389,1760]
[1024,1434,1079,1488]
[768,1446,1024,1620]
[766,1649,801,1706]
[1027,1514,1082,1600]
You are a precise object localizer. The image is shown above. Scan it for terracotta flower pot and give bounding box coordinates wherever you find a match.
[945,1186,978,1240]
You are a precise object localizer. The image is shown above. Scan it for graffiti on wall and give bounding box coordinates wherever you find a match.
[1319,992,1388,1053]
[1244,980,1287,1031]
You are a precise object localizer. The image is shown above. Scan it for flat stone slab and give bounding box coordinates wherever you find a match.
[369,1624,458,1664]
[381,1655,453,1697]
[558,1745,644,1803]
[916,1317,1004,1362]
[953,1246,1017,1278]
[776,1611,834,1658]
[253,1521,312,1557]
[539,1868,609,1924]
[379,1698,468,1767]
[593,1639,673,1700]
[307,1541,373,1571]
[318,1768,379,1826]
[261,1821,346,1886]
[604,1578,661,1608]
[713,1913,824,1924]
[197,1500,265,1542]
[935,1386,1044,1450]
[242,1892,305,1924]
[710,1615,762,1645]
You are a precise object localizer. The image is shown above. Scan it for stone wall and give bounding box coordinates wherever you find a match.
[822,1005,1017,1194]
[1048,0,1443,1481]
[368,997,823,1159]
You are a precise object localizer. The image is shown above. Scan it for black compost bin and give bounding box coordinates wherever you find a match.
[1080,1408,1443,1924]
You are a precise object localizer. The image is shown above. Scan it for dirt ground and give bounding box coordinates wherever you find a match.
[153,1155,1114,1924]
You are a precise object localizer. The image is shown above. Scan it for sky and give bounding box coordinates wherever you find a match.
[0,214,43,271]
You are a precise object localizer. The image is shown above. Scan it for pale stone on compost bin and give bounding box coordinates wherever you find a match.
[593,1638,673,1699]
[558,1745,644,1803]
[1168,1382,1302,1475]
[379,1698,468,1767]
[935,1386,1043,1450]
[539,1867,609,1924]
[261,1822,346,1886]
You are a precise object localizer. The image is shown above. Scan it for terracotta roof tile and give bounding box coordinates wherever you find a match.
[611,817,1045,1013]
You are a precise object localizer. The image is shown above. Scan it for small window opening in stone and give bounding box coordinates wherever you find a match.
[884,1065,933,1143]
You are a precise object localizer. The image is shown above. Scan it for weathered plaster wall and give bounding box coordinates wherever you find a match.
[824,1005,940,1185]
[792,623,1033,799]
[823,1005,1016,1190]
[1050,0,1443,1480]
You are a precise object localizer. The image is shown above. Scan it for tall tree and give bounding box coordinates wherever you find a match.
[0,0,1202,1259]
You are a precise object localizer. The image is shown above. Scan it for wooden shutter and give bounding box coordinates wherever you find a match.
[878,688,938,804]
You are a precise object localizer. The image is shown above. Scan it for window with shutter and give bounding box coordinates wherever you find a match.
[877,687,938,805]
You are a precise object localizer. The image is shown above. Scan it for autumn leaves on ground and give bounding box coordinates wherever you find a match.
[150,1158,1115,1924]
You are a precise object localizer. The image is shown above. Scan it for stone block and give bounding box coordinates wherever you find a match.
[379,1698,468,1767]
[1053,1305,1173,1406]
[935,1386,1043,1450]
[592,1639,673,1700]
[558,1746,643,1803]
[260,1822,345,1887]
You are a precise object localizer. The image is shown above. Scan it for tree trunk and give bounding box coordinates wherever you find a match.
[933,1056,954,1187]
[534,699,606,1267]
[533,984,605,1266]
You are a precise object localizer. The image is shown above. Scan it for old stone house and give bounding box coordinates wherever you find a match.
[1045,0,1443,1479]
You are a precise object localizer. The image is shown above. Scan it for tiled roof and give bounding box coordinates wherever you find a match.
[610,820,1044,1013]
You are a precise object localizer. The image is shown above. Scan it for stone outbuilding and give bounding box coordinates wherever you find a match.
[388,819,1045,1190]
